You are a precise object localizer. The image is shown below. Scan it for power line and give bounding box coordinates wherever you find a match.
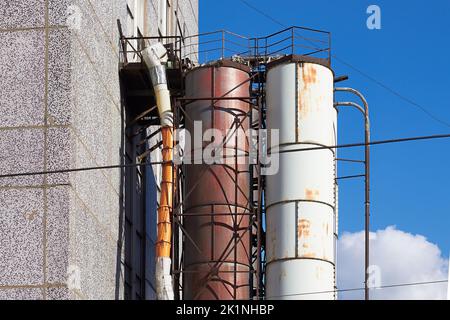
[0,162,168,179]
[239,0,286,27]
[1,133,450,179]
[332,55,450,128]
[273,133,450,154]
[265,279,448,299]
[237,0,450,129]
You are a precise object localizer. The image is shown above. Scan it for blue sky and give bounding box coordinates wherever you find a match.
[200,0,450,256]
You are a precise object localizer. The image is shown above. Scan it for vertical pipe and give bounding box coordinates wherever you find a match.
[142,43,175,300]
[364,113,370,301]
[334,87,370,300]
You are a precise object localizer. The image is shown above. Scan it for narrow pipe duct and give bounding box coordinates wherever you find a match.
[142,43,174,300]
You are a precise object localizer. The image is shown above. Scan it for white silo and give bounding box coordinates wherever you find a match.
[265,57,337,300]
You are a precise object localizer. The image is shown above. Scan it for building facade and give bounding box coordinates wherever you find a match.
[0,0,198,300]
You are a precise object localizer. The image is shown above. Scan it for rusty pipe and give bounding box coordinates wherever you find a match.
[142,43,174,300]
[335,87,370,300]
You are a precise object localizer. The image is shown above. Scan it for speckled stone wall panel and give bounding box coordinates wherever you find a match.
[108,106,123,194]
[46,127,73,185]
[0,30,45,127]
[48,0,71,26]
[46,186,70,284]
[48,28,73,126]
[68,189,117,300]
[0,288,44,300]
[88,0,116,44]
[0,0,198,300]
[46,286,73,300]
[71,40,118,171]
[0,128,45,187]
[108,173,121,243]
[179,0,198,29]
[70,134,118,238]
[0,188,44,286]
[49,0,122,44]
[71,1,119,105]
[145,0,158,37]
[50,1,121,105]
[0,0,46,29]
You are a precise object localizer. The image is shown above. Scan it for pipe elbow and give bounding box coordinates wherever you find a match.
[142,42,168,69]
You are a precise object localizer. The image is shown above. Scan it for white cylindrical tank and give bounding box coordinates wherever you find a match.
[265,58,337,300]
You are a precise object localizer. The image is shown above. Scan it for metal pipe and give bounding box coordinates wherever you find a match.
[335,87,370,300]
[142,43,175,300]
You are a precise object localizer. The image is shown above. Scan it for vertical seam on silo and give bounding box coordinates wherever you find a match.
[295,64,299,143]
[295,201,298,258]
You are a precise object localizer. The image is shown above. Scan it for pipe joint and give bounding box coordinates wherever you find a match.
[149,65,168,86]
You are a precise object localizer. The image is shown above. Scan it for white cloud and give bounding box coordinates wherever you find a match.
[337,226,448,300]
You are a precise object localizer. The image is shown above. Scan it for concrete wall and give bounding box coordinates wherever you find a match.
[0,0,198,300]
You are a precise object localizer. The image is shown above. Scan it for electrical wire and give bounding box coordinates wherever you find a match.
[332,55,450,128]
[239,0,286,27]
[265,279,448,299]
[1,133,450,179]
[237,0,450,129]
[272,133,450,154]
[0,161,168,179]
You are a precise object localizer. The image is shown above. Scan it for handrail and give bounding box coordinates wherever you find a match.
[119,26,331,65]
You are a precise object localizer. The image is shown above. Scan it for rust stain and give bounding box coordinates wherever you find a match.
[302,64,318,85]
[298,65,314,121]
[298,219,316,258]
[305,188,320,201]
[297,219,311,238]
[298,96,309,119]
[298,64,322,123]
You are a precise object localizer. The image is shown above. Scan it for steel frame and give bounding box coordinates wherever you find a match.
[118,21,350,300]
[171,88,263,300]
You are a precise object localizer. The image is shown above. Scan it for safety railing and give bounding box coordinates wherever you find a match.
[182,30,252,64]
[252,26,331,64]
[119,35,184,66]
[118,24,331,68]
[181,26,331,65]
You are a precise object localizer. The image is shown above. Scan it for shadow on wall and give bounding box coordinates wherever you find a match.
[115,75,158,300]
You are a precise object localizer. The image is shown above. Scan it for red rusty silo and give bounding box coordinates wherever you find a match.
[182,61,251,300]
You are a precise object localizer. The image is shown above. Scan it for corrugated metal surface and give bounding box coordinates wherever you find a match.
[265,61,337,300]
[182,64,252,300]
